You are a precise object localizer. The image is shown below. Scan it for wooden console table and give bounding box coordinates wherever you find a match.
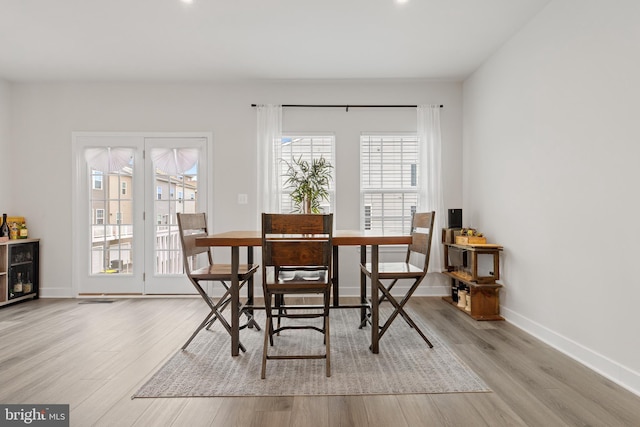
[442,241,504,321]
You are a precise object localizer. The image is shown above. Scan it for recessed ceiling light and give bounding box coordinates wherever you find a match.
[396,0,409,4]
[181,0,194,4]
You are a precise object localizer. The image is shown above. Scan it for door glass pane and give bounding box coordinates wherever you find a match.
[88,152,134,275]
[152,148,199,275]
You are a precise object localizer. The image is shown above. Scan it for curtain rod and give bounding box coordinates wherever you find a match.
[251,104,443,112]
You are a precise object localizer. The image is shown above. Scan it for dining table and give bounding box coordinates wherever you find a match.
[195,229,412,356]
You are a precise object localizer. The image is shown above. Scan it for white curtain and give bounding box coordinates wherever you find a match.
[256,104,283,221]
[417,105,446,273]
[150,148,199,174]
[84,147,134,173]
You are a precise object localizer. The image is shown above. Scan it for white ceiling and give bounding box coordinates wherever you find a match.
[0,0,552,83]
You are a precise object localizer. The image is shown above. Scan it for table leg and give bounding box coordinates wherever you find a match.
[371,244,379,354]
[231,246,240,356]
[360,244,367,326]
[332,245,339,307]
[247,246,254,322]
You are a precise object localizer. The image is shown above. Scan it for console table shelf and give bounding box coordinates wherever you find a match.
[442,272,503,321]
[442,236,504,321]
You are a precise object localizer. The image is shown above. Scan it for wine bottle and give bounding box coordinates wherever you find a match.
[0,213,9,238]
[19,222,28,239]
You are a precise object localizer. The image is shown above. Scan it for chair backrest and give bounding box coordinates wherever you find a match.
[176,212,213,275]
[262,213,333,274]
[406,211,436,272]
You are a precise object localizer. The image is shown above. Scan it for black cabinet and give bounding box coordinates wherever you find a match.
[0,239,39,307]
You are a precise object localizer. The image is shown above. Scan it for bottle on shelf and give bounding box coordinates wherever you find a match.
[19,222,28,239]
[14,272,23,293]
[9,222,19,240]
[23,272,32,293]
[457,288,467,308]
[0,213,9,238]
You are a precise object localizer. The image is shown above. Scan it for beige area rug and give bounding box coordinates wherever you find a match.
[133,307,491,398]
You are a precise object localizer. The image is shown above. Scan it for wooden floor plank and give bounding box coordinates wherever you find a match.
[394,394,449,426]
[428,394,490,427]
[361,395,410,427]
[170,398,224,427]
[327,396,369,427]
[289,396,329,427]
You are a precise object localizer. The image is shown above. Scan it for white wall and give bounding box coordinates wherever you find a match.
[9,80,462,298]
[0,79,10,208]
[463,0,640,394]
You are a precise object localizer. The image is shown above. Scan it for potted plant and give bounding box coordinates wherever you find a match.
[283,156,333,213]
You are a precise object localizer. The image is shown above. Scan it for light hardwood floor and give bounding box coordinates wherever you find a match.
[1,297,639,427]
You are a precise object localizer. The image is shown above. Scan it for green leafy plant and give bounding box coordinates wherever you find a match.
[283,156,333,213]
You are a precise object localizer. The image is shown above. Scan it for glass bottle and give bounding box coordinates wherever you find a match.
[0,213,8,238]
[24,272,32,293]
[9,222,18,240]
[14,272,23,293]
[19,222,28,239]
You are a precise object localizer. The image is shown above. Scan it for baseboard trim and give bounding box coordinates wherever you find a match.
[39,288,75,298]
[502,306,640,397]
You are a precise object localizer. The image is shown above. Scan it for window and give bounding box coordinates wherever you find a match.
[121,182,127,195]
[93,172,103,190]
[95,209,105,225]
[360,134,419,234]
[279,135,335,213]
[157,186,162,200]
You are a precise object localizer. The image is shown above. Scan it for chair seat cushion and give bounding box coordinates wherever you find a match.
[361,262,424,278]
[264,269,330,292]
[191,263,258,280]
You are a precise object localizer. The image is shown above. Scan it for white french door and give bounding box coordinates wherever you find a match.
[72,132,210,295]
[144,137,208,294]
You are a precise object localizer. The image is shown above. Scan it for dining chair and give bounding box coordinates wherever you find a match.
[360,211,436,349]
[260,213,333,379]
[176,212,260,351]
